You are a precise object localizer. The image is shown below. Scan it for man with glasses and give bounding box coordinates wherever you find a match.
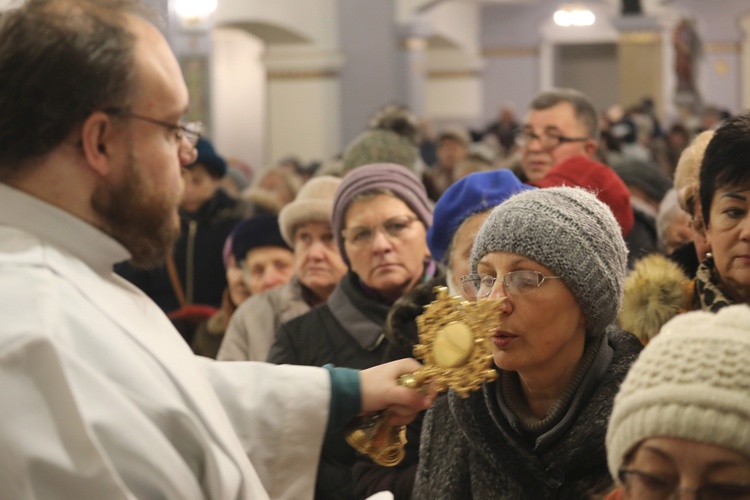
[516,88,599,183]
[0,1,432,498]
[516,89,647,263]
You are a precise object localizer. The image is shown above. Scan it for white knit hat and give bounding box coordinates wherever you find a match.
[606,305,750,479]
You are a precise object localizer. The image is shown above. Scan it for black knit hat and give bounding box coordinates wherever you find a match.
[611,158,672,203]
[231,214,291,263]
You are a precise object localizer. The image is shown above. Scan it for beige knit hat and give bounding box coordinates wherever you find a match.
[278,176,342,246]
[606,305,750,479]
[673,130,714,215]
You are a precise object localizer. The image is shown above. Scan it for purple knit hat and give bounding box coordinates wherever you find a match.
[332,163,433,266]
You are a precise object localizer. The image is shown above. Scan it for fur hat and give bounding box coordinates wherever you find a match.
[341,129,419,174]
[191,138,227,178]
[278,176,341,246]
[231,214,290,264]
[606,305,750,478]
[530,155,635,237]
[470,187,628,335]
[332,163,433,267]
[617,253,692,344]
[427,170,534,263]
[368,104,421,147]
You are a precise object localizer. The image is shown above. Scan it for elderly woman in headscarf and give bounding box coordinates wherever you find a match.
[218,176,347,361]
[414,187,642,499]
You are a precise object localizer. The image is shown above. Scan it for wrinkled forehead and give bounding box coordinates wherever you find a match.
[523,102,587,135]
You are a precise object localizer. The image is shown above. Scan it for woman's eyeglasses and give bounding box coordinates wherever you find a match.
[341,215,418,248]
[461,270,561,299]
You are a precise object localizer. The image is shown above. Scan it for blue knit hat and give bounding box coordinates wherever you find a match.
[427,170,534,263]
[191,138,227,178]
[231,214,290,263]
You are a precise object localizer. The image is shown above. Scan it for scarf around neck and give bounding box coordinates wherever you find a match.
[694,257,734,313]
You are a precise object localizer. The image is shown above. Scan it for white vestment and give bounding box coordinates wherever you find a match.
[0,184,329,499]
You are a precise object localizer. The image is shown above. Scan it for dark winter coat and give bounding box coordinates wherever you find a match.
[267,271,392,500]
[115,189,242,314]
[623,206,657,269]
[351,274,446,500]
[413,327,642,500]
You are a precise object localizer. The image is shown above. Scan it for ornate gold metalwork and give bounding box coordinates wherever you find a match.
[345,287,501,466]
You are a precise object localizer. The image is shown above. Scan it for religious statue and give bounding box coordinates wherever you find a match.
[673,17,700,93]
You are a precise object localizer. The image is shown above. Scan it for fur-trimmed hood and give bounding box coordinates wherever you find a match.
[618,253,694,344]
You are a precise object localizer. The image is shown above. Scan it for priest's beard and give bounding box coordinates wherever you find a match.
[91,149,180,269]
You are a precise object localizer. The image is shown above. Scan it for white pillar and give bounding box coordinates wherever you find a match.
[741,14,750,110]
[264,47,344,164]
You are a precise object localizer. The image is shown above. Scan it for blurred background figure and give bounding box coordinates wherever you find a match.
[611,158,672,218]
[482,103,519,158]
[605,306,750,500]
[611,157,673,263]
[424,126,471,200]
[658,123,691,178]
[698,104,728,132]
[453,142,497,181]
[656,189,692,256]
[219,176,347,362]
[607,104,651,162]
[220,159,253,199]
[241,165,303,215]
[172,232,250,358]
[115,138,244,315]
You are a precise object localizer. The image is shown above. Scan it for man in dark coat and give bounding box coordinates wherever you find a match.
[116,138,243,316]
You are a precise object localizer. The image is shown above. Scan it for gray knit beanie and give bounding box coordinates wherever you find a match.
[332,163,433,267]
[606,305,750,479]
[470,187,627,335]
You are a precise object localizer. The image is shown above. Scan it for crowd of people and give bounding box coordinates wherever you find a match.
[1,0,749,499]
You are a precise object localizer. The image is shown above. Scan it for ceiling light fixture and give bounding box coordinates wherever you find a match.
[554,5,595,27]
[175,0,217,22]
